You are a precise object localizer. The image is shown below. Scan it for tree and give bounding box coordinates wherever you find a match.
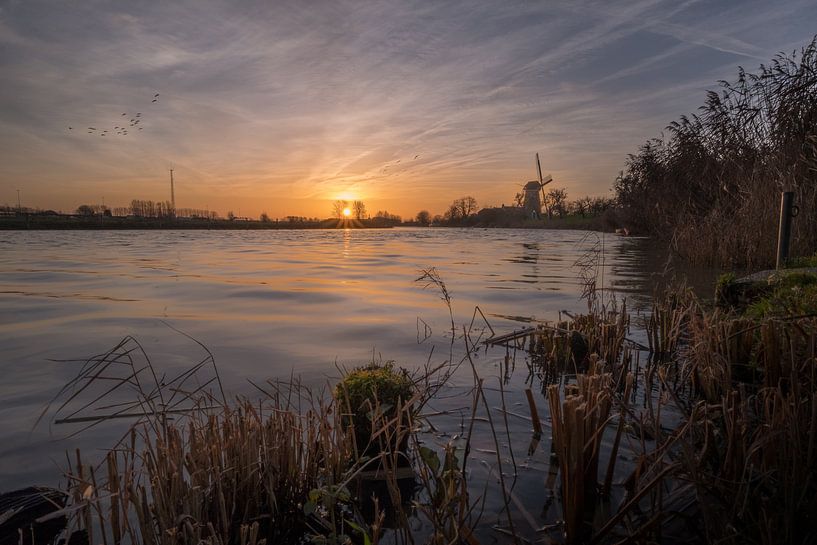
[444,203,461,221]
[455,196,478,217]
[415,210,431,226]
[352,200,366,220]
[227,210,236,221]
[547,188,568,218]
[332,200,349,219]
[76,204,95,216]
[514,192,524,207]
[260,212,270,222]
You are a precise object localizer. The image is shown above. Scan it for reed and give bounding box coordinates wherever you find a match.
[547,362,614,543]
[615,36,817,268]
[43,270,817,545]
[45,339,483,545]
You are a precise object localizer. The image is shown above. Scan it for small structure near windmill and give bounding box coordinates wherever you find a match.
[521,153,552,219]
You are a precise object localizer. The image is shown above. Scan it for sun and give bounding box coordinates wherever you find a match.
[342,207,352,217]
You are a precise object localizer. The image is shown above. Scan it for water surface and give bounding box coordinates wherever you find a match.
[0,228,704,495]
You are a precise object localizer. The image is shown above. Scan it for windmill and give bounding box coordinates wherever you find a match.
[522,153,552,219]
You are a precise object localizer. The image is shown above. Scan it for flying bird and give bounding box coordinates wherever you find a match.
[154,93,159,97]
[414,155,420,159]
[68,127,72,130]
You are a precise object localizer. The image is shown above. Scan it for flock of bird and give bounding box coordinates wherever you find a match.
[67,93,160,137]
[378,154,421,175]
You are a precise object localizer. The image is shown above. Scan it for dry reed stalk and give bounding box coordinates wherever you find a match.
[602,372,633,496]
[547,366,614,543]
[524,388,543,436]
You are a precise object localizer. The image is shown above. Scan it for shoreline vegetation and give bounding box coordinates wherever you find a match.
[614,38,817,269]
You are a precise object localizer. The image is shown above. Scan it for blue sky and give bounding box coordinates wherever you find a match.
[1,0,815,217]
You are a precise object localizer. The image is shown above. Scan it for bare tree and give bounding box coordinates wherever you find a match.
[332,200,349,219]
[415,210,431,226]
[547,188,568,218]
[455,196,478,217]
[352,200,366,220]
[260,212,270,222]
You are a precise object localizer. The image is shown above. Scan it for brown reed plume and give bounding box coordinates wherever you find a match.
[615,36,817,268]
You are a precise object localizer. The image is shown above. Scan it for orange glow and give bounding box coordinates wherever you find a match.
[342,207,352,217]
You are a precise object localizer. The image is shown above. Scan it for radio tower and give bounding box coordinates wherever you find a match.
[170,169,176,213]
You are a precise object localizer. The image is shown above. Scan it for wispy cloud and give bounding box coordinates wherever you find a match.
[0,0,815,216]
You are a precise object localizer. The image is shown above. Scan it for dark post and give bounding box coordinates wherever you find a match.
[776,191,795,269]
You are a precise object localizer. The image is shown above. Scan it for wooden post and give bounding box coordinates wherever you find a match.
[776,191,797,269]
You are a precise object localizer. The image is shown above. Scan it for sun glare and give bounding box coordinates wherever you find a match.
[342,207,352,217]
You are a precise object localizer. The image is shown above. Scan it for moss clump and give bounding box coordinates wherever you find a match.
[714,272,739,307]
[335,362,414,456]
[745,272,817,318]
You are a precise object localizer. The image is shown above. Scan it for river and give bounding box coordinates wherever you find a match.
[0,228,716,527]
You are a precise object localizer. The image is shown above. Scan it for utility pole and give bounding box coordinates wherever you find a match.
[16,189,21,213]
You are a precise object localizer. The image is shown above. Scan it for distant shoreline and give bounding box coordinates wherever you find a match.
[0,212,615,232]
[0,215,398,230]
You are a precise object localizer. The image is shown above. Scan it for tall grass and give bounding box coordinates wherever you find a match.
[490,279,816,543]
[44,334,485,545]
[615,36,817,268]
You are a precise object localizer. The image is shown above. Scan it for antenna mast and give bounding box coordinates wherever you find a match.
[170,169,175,212]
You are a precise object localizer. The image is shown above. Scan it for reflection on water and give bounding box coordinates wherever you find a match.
[0,228,719,492]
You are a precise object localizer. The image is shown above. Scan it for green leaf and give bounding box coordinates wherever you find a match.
[419,446,440,473]
[344,519,372,545]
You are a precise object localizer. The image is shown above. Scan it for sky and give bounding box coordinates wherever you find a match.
[1,0,816,219]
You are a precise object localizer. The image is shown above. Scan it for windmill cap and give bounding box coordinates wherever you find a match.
[524,181,541,189]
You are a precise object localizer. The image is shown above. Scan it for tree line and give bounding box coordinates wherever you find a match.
[425,192,614,226]
[74,201,220,219]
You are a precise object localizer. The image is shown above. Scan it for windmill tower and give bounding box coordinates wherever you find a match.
[522,153,552,219]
